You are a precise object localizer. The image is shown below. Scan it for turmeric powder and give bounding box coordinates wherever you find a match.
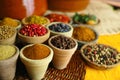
[72,26,95,42]
[23,44,50,60]
[0,17,19,27]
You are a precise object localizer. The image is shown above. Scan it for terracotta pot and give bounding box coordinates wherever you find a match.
[48,0,90,12]
[0,0,47,19]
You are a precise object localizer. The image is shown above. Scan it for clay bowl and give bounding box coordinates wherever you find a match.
[22,16,50,26]
[80,43,120,69]
[46,22,73,37]
[72,25,99,49]
[18,28,50,44]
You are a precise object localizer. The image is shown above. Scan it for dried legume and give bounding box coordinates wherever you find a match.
[72,26,96,42]
[0,45,16,60]
[23,44,50,60]
[49,23,71,32]
[45,13,70,23]
[0,25,15,40]
[82,44,120,65]
[51,35,76,49]
[25,15,49,25]
[19,24,47,37]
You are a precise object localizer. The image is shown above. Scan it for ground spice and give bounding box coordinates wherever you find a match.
[0,17,19,27]
[24,15,49,25]
[0,45,16,60]
[23,44,50,60]
[72,26,95,42]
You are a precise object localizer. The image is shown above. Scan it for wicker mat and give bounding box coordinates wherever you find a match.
[14,51,86,80]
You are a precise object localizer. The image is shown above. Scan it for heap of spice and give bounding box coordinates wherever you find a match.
[19,24,47,37]
[45,13,70,23]
[0,45,16,60]
[23,44,50,60]
[51,35,76,49]
[0,25,15,40]
[82,44,120,65]
[72,13,97,25]
[0,17,19,28]
[24,15,49,25]
[49,23,71,32]
[72,26,95,42]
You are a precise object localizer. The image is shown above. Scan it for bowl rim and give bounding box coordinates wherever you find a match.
[80,43,120,69]
[72,25,99,44]
[48,34,78,51]
[46,22,73,34]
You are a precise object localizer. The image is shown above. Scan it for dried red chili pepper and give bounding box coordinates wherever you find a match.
[45,13,70,23]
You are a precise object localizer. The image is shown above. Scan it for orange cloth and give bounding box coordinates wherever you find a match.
[85,33,120,80]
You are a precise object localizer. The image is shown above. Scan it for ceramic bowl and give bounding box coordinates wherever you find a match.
[0,27,17,45]
[80,43,120,69]
[0,45,19,80]
[20,44,53,80]
[18,28,50,44]
[72,25,99,49]
[48,35,78,69]
[46,22,73,37]
[22,16,50,26]
[44,13,72,24]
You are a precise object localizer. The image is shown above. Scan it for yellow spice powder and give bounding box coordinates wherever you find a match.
[72,26,95,42]
[0,45,16,60]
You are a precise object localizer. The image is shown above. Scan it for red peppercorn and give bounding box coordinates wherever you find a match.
[20,24,47,37]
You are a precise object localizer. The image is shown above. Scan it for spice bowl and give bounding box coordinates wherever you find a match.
[72,25,99,49]
[20,44,53,80]
[46,22,73,37]
[22,15,50,26]
[18,24,50,44]
[48,35,78,69]
[80,43,120,69]
[44,13,72,24]
[0,26,17,45]
[0,45,19,80]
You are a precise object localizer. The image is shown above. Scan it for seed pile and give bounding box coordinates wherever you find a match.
[19,24,47,37]
[82,44,120,65]
[0,25,15,40]
[51,35,76,49]
[49,23,71,32]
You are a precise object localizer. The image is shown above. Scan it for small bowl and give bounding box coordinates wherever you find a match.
[0,19,21,30]
[22,16,50,26]
[48,35,78,69]
[72,25,98,49]
[44,13,72,24]
[72,13,100,26]
[46,22,73,37]
[0,27,17,45]
[80,43,120,69]
[18,28,50,44]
